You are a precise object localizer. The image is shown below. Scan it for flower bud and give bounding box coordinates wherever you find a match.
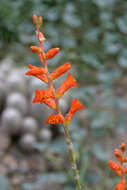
[38,16,43,25]
[38,32,45,43]
[45,48,59,59]
[32,14,38,24]
[120,142,126,152]
[30,46,42,53]
[114,149,122,162]
[123,156,127,162]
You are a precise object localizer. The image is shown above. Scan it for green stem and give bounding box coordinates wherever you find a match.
[63,124,81,190]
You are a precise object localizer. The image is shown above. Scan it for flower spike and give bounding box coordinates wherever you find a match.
[64,98,84,125]
[108,142,127,189]
[46,114,63,124]
[45,48,59,59]
[56,72,78,98]
[26,14,84,190]
[50,62,71,80]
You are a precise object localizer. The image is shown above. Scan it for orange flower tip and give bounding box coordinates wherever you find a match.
[120,142,126,152]
[46,114,63,125]
[72,98,85,110]
[67,72,78,86]
[30,46,42,53]
[28,64,33,69]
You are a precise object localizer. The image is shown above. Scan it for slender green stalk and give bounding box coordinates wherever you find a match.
[63,124,82,190]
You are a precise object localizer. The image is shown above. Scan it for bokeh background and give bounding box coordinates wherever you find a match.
[0,0,127,189]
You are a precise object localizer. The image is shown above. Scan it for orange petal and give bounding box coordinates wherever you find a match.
[25,64,46,75]
[45,48,59,59]
[50,62,71,80]
[32,88,55,103]
[46,114,63,124]
[69,98,84,114]
[56,72,78,98]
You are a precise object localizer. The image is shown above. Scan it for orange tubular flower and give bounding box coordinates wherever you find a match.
[108,160,122,176]
[46,113,63,124]
[50,62,71,80]
[25,64,46,75]
[64,98,85,125]
[25,64,48,83]
[56,72,78,98]
[45,48,59,59]
[32,88,55,103]
[30,46,42,53]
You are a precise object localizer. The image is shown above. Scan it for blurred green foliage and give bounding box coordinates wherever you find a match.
[0,0,127,189]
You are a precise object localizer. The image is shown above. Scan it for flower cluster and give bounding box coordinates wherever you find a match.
[25,14,84,126]
[108,142,127,190]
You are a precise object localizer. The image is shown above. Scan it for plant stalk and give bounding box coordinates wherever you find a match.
[63,124,82,190]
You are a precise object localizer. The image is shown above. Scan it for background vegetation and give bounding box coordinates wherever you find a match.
[0,0,127,189]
